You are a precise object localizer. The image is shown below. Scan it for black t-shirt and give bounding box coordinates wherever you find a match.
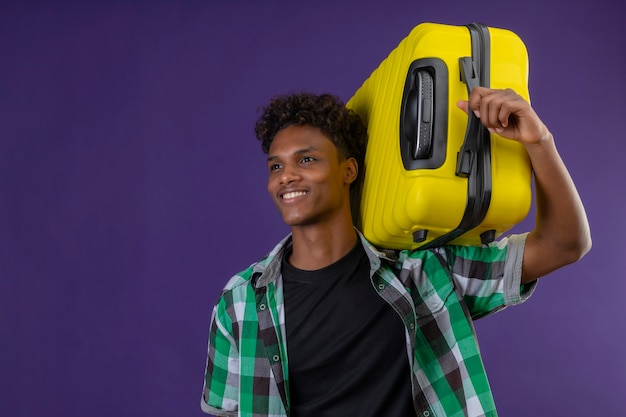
[282,240,415,417]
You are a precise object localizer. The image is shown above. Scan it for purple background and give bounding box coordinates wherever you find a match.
[2,1,624,416]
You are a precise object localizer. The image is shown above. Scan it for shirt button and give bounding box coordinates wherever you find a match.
[423,411,430,417]
[259,304,266,311]
[377,283,385,290]
[273,355,280,362]
[409,323,415,330]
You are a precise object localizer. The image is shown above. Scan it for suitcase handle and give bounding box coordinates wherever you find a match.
[400,58,448,170]
[456,57,482,177]
[404,70,434,159]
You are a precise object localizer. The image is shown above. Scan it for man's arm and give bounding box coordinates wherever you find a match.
[459,87,592,284]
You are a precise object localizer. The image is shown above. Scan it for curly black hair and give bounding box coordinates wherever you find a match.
[254,92,368,175]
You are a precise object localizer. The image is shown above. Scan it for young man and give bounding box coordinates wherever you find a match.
[201,90,591,417]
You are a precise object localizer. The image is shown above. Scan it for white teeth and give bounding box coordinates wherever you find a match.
[282,191,307,199]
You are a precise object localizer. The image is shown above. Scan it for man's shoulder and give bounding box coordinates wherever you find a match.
[221,234,293,294]
[222,263,258,292]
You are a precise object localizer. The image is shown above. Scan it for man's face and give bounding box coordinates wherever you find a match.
[266,125,357,228]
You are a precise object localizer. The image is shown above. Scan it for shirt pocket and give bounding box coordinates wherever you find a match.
[413,281,455,319]
[401,252,456,320]
[413,282,459,357]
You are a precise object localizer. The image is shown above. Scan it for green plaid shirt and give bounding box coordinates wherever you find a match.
[201,231,535,417]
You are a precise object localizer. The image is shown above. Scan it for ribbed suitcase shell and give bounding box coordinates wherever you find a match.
[347,22,532,250]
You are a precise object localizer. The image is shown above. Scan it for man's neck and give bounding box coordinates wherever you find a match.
[288,223,358,271]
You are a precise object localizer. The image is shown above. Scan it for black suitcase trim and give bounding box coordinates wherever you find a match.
[415,23,495,249]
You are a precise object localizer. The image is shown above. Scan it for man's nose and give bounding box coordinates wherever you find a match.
[280,164,300,185]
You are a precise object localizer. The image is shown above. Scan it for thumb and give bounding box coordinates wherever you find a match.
[456,99,469,114]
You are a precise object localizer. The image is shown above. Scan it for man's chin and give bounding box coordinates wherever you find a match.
[282,218,310,227]
[280,213,315,228]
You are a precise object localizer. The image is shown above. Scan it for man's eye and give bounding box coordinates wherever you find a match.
[301,156,315,163]
[269,163,281,171]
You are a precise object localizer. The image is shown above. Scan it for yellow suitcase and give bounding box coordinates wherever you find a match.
[347,22,532,250]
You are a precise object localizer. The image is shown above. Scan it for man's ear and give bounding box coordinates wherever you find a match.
[344,157,358,185]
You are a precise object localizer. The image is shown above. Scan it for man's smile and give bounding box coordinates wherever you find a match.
[281,191,308,200]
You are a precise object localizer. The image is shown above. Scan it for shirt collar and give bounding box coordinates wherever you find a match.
[252,229,397,288]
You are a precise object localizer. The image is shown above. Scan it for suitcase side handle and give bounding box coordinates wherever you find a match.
[399,58,449,170]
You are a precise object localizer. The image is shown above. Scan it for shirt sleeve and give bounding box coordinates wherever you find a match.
[443,232,537,319]
[501,232,537,305]
[201,296,240,416]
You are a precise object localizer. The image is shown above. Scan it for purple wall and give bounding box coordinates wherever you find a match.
[2,1,623,416]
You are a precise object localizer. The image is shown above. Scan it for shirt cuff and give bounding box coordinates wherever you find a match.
[502,232,537,305]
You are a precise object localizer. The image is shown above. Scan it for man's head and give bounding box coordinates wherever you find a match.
[255,93,367,228]
[255,92,367,185]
